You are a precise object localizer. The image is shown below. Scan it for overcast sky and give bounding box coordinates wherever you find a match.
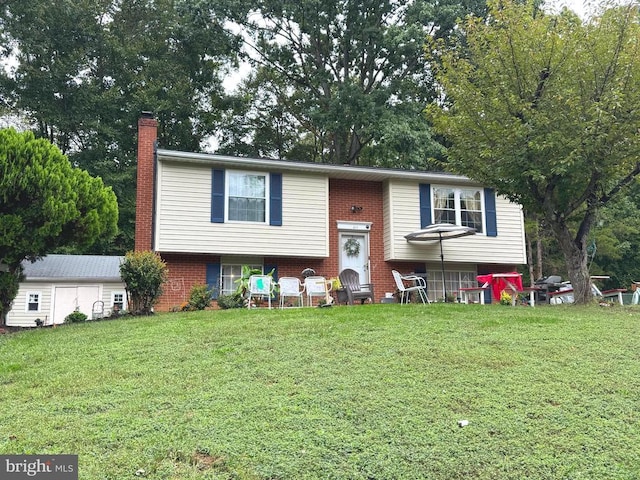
[545,0,589,17]
[546,0,635,18]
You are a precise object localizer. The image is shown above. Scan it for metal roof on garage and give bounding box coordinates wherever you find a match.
[21,255,124,282]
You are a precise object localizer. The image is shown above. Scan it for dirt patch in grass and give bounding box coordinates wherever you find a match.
[192,451,226,471]
[0,326,24,335]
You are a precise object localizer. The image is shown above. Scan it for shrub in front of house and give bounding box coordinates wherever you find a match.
[216,293,244,309]
[187,284,215,310]
[120,251,168,315]
[65,311,87,323]
[107,307,126,319]
[500,291,512,305]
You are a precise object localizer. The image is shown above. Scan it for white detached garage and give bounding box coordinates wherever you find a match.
[6,255,126,327]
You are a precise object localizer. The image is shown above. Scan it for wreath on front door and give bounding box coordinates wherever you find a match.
[343,238,361,257]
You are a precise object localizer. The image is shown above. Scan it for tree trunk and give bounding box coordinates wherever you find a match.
[548,217,594,304]
[0,266,23,327]
[526,230,535,286]
[536,234,543,280]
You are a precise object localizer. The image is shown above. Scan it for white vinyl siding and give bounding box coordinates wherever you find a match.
[155,161,329,257]
[102,284,127,315]
[7,281,126,328]
[5,283,52,327]
[384,180,421,260]
[385,180,526,264]
[382,180,393,261]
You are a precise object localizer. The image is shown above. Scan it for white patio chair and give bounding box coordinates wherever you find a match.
[392,270,430,304]
[91,300,105,320]
[278,277,305,308]
[304,276,332,306]
[248,274,274,309]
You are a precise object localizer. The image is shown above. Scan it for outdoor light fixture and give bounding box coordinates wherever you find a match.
[351,205,363,213]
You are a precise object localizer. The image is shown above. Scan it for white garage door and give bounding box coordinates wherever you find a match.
[52,286,100,324]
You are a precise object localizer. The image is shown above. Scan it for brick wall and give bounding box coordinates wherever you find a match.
[328,178,386,294]
[135,114,157,252]
[156,253,220,311]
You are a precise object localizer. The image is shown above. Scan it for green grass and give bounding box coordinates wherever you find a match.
[1,304,640,479]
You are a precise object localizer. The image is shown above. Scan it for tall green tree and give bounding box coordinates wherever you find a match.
[427,1,640,304]
[0,128,118,325]
[212,0,487,166]
[0,0,237,253]
[588,182,640,290]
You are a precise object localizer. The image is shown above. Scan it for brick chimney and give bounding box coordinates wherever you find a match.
[135,112,158,251]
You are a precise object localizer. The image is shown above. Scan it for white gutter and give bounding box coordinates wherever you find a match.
[156,149,481,186]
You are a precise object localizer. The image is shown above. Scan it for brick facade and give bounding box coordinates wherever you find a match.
[157,253,218,311]
[135,116,447,310]
[329,179,391,296]
[135,113,157,252]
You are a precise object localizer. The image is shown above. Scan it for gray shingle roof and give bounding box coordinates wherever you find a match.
[22,255,124,282]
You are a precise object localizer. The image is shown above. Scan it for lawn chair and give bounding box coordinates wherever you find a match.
[91,301,105,320]
[278,277,305,308]
[392,270,430,304]
[248,275,274,309]
[338,268,374,305]
[304,276,332,306]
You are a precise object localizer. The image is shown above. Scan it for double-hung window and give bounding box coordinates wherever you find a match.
[427,270,478,302]
[433,187,484,233]
[212,169,282,225]
[220,264,262,296]
[26,292,41,312]
[227,171,267,223]
[112,292,125,311]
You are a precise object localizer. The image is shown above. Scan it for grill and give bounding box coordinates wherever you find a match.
[301,268,316,279]
[534,275,564,303]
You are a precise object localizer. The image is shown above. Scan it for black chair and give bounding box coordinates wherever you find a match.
[338,268,374,305]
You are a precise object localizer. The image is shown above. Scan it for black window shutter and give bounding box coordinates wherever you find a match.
[211,169,225,223]
[206,263,221,299]
[484,188,498,237]
[264,263,278,300]
[270,173,282,226]
[419,184,432,228]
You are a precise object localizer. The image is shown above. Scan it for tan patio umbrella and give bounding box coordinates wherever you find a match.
[405,223,476,300]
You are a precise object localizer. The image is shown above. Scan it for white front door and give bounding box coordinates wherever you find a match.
[340,233,370,284]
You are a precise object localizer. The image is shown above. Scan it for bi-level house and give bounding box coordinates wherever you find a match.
[136,113,526,309]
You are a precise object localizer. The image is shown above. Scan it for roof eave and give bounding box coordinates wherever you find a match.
[23,277,124,283]
[156,149,480,185]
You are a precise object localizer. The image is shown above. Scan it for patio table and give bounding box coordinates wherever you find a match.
[476,272,524,306]
[548,276,625,305]
[459,285,490,304]
[601,288,627,305]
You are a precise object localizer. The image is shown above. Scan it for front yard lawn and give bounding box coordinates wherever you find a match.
[1,303,639,479]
